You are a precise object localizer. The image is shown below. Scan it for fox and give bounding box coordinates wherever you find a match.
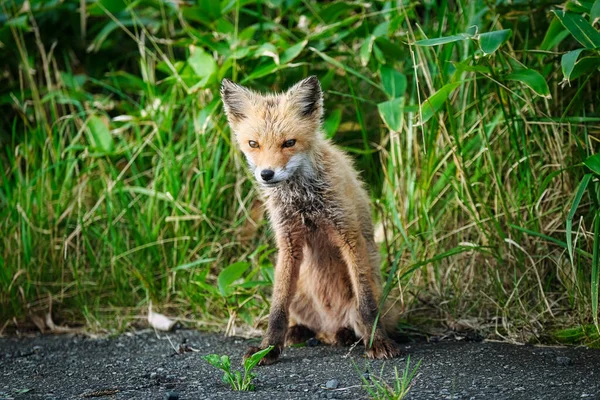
[220,75,401,365]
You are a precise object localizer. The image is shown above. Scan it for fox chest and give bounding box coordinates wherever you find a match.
[267,185,336,232]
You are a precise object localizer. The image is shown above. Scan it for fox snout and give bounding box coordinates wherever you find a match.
[250,153,308,186]
[261,169,275,181]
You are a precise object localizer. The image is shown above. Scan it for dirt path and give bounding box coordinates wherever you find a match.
[1,329,599,399]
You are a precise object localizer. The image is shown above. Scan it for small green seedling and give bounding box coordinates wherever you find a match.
[202,346,274,391]
[360,355,421,400]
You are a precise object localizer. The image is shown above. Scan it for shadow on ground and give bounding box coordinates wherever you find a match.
[1,330,599,399]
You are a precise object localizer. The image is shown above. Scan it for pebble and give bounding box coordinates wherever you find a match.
[326,379,339,389]
[164,391,179,400]
[306,337,320,347]
[556,356,572,366]
[150,372,158,379]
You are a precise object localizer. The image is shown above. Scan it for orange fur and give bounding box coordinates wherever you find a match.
[221,76,401,365]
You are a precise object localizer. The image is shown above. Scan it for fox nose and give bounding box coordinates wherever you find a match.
[261,169,275,181]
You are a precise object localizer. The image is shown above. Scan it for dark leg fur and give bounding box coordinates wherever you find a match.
[335,327,358,346]
[286,324,316,345]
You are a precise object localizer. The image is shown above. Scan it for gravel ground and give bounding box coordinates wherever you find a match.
[1,329,599,400]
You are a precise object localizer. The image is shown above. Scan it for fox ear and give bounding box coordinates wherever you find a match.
[221,79,253,124]
[287,76,323,119]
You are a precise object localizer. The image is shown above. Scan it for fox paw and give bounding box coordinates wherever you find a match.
[243,345,281,366]
[365,338,402,360]
[286,325,316,346]
[335,327,359,346]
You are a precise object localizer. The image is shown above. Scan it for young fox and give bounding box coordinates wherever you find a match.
[221,76,401,365]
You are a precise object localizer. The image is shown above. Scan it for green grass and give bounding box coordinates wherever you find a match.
[360,355,422,400]
[1,0,600,344]
[202,346,274,391]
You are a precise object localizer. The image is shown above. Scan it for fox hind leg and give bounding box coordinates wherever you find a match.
[285,324,316,345]
[334,327,359,346]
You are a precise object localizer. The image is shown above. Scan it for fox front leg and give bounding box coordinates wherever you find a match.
[329,225,401,360]
[244,227,304,365]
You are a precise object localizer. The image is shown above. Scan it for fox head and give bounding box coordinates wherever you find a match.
[220,76,323,187]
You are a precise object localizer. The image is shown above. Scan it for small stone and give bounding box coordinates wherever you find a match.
[556,356,571,366]
[150,372,158,379]
[164,391,179,400]
[306,337,320,347]
[362,372,371,381]
[326,379,339,389]
[165,383,176,389]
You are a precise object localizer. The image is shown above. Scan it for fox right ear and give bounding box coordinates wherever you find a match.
[220,79,252,124]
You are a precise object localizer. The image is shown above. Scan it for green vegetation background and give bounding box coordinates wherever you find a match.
[1,0,600,345]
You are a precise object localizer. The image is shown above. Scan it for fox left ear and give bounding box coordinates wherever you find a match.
[287,76,323,119]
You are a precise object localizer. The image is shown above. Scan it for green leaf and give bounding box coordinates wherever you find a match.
[378,97,405,132]
[220,355,231,372]
[374,37,404,61]
[566,0,594,13]
[323,108,342,139]
[280,40,307,64]
[243,346,274,372]
[217,261,250,296]
[310,47,382,90]
[380,66,407,99]
[504,69,551,98]
[86,115,114,154]
[567,174,592,266]
[372,21,390,37]
[187,47,217,88]
[88,0,126,16]
[7,15,28,28]
[561,49,586,82]
[252,43,279,63]
[182,1,221,24]
[243,61,279,82]
[192,280,220,297]
[541,17,570,50]
[418,82,462,125]
[414,34,469,46]
[567,56,600,80]
[173,258,216,271]
[584,153,600,174]
[202,354,224,369]
[553,10,600,49]
[592,0,600,25]
[359,35,375,67]
[478,29,512,55]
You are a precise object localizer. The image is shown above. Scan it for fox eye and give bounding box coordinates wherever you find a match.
[282,139,296,148]
[248,140,259,148]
